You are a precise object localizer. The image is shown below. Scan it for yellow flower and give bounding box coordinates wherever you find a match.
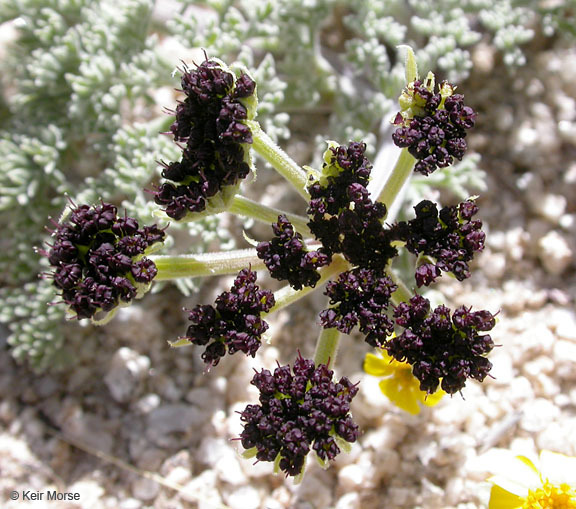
[488,449,576,508]
[363,348,445,415]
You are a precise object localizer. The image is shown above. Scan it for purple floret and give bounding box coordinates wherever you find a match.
[238,354,359,477]
[257,215,331,290]
[388,295,496,394]
[46,202,165,320]
[392,80,476,175]
[320,268,397,348]
[181,268,275,367]
[154,59,256,219]
[390,199,485,286]
[306,142,398,271]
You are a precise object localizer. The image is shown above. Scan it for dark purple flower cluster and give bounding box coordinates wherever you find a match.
[182,268,275,366]
[392,80,476,175]
[307,142,397,271]
[391,199,485,287]
[256,215,331,290]
[320,268,397,348]
[47,202,165,320]
[154,59,256,220]
[388,294,496,394]
[238,354,359,477]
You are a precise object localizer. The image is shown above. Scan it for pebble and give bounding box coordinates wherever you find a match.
[104,347,151,403]
[478,251,506,280]
[361,415,407,450]
[549,308,576,341]
[64,480,104,508]
[160,450,193,483]
[225,485,261,509]
[536,419,576,455]
[553,340,576,380]
[215,453,247,486]
[0,400,17,423]
[295,471,334,509]
[507,376,535,404]
[533,193,567,223]
[146,404,203,447]
[151,373,183,401]
[186,386,222,412]
[60,407,115,454]
[487,352,515,385]
[118,498,142,509]
[266,487,292,509]
[337,464,364,491]
[505,227,529,261]
[421,477,445,507]
[352,375,390,423]
[136,448,165,471]
[180,470,222,508]
[554,339,576,364]
[197,437,247,485]
[520,398,560,433]
[537,230,573,275]
[163,465,192,486]
[335,492,361,509]
[104,306,163,344]
[134,393,161,414]
[131,477,160,502]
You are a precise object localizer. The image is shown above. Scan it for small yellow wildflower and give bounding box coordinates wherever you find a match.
[487,449,576,508]
[363,348,445,415]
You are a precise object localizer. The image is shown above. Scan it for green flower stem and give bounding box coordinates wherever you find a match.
[267,255,349,314]
[228,195,312,237]
[313,326,341,369]
[247,120,310,200]
[156,113,176,134]
[151,249,265,280]
[389,270,413,306]
[377,148,416,216]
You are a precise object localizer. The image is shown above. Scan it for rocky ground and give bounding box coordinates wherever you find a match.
[1,27,576,509]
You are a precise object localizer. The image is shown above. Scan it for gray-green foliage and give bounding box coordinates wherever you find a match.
[0,0,231,370]
[170,0,575,151]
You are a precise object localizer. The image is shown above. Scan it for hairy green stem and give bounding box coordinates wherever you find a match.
[389,270,413,306]
[377,148,416,216]
[228,195,312,237]
[247,120,310,200]
[151,249,265,280]
[313,326,341,369]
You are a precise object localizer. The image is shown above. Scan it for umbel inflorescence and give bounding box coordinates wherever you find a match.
[153,58,257,220]
[239,354,359,478]
[45,202,165,322]
[44,48,496,478]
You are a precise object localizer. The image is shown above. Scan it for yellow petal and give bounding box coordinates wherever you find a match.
[419,387,445,408]
[379,379,420,415]
[539,450,576,485]
[488,484,524,509]
[488,474,531,498]
[364,353,394,377]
